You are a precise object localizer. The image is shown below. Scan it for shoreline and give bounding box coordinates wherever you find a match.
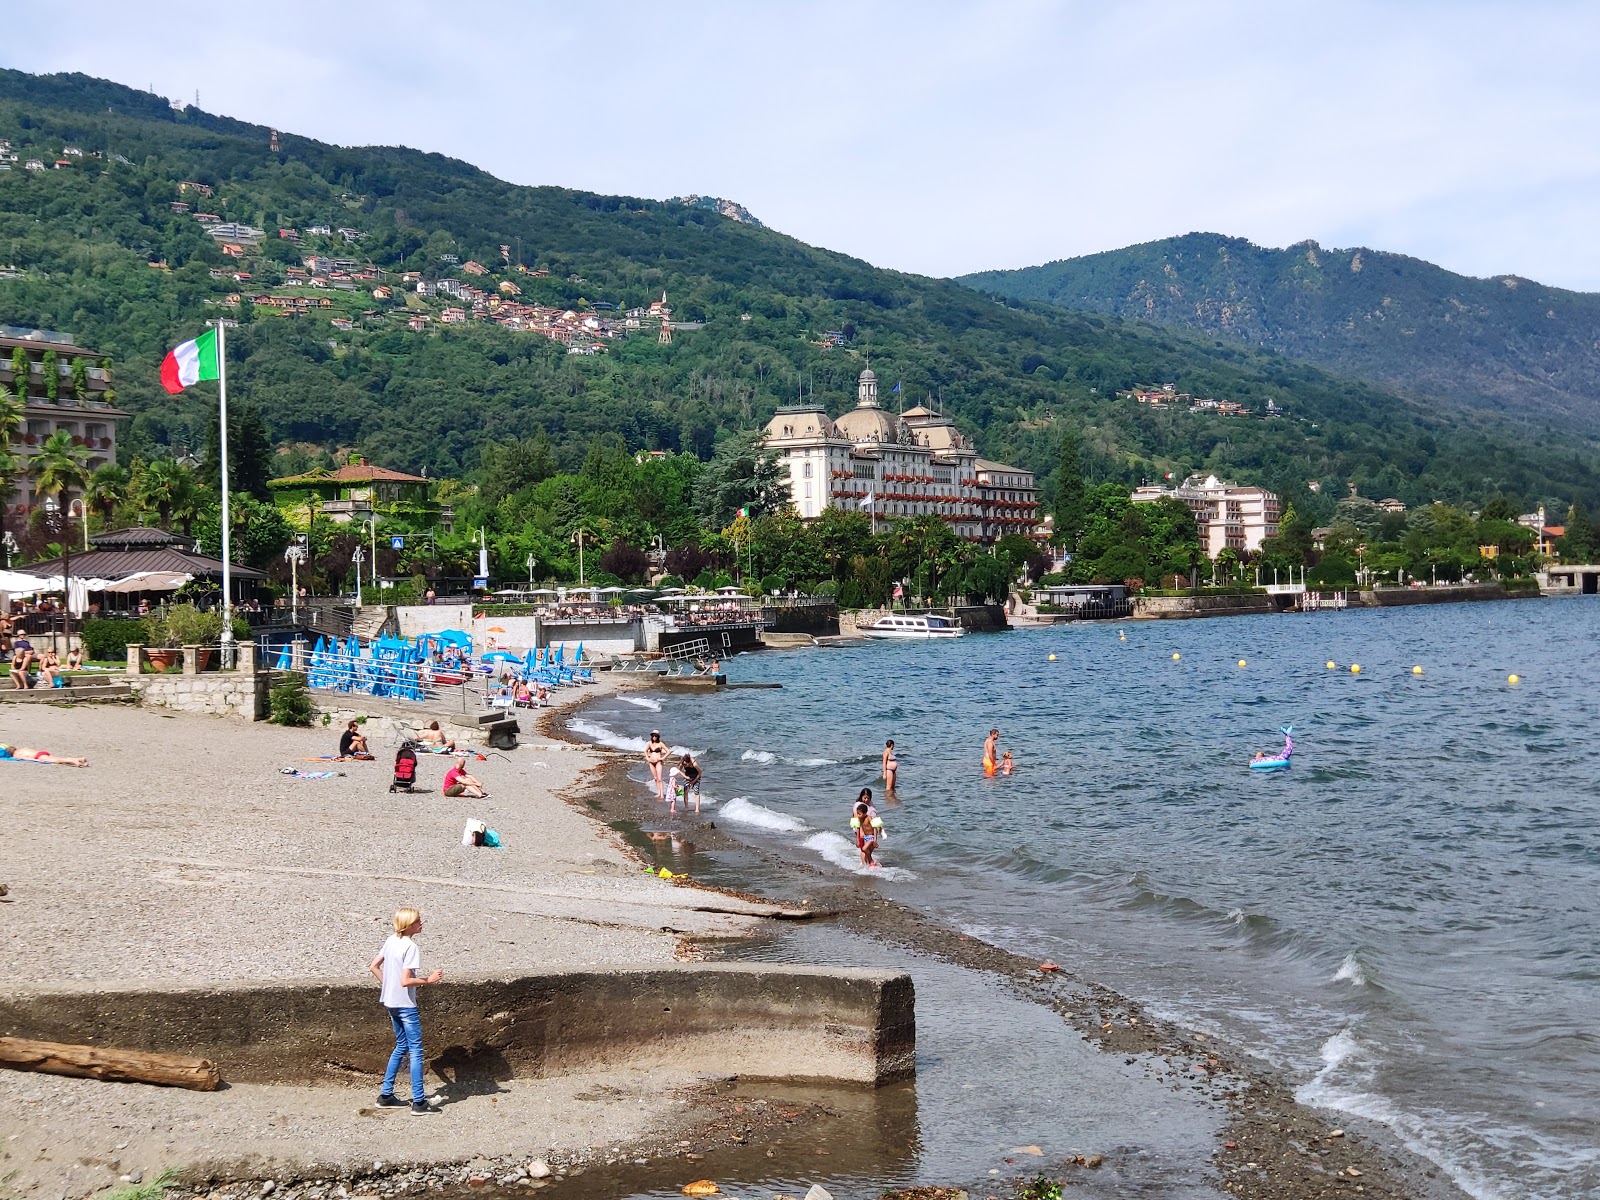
[0,676,838,1199]
[548,678,1476,1200]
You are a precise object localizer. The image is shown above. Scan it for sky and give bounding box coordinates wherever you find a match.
[6,0,1600,290]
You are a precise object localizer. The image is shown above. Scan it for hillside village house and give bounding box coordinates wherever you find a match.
[268,457,454,531]
[762,368,1039,545]
[1131,473,1281,556]
[0,329,127,517]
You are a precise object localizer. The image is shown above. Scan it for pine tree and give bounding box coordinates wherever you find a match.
[1053,431,1086,555]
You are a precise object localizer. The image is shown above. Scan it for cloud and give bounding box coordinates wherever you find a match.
[5,0,1600,288]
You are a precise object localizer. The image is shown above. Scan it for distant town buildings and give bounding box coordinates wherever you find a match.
[1132,473,1280,556]
[763,368,1039,545]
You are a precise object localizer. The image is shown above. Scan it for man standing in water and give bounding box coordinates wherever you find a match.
[644,729,669,800]
[983,728,1000,776]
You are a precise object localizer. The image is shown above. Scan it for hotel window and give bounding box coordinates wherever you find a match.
[803,462,813,479]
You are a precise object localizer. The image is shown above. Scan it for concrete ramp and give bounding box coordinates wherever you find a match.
[1,964,915,1089]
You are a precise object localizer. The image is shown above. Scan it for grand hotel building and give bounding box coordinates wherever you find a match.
[762,368,1039,544]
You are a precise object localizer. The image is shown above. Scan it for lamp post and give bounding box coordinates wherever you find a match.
[1,530,16,568]
[352,545,365,607]
[285,540,307,624]
[572,529,587,587]
[43,497,81,648]
[526,552,535,586]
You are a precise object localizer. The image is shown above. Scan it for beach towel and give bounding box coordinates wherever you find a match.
[279,768,343,779]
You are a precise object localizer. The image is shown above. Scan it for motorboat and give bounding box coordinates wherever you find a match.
[858,613,966,640]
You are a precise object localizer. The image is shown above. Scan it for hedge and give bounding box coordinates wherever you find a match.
[81,618,144,663]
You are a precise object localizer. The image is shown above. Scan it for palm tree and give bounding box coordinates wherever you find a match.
[83,463,131,526]
[137,458,183,527]
[169,466,201,537]
[32,430,91,515]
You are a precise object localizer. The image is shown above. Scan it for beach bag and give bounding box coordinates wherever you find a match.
[462,818,487,847]
[483,828,502,848]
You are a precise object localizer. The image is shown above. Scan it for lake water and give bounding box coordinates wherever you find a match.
[573,599,1600,1200]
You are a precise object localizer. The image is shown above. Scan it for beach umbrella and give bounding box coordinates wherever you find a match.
[274,644,291,670]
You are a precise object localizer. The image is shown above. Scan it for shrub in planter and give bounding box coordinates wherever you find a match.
[82,618,143,663]
[143,603,225,648]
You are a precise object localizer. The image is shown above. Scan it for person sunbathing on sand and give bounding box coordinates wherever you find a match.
[0,744,88,767]
[416,721,455,753]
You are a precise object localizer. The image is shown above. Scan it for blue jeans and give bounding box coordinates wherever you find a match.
[381,1006,425,1101]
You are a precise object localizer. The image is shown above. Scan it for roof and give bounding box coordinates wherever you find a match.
[90,527,186,548]
[974,458,1029,475]
[23,539,266,583]
[270,464,428,487]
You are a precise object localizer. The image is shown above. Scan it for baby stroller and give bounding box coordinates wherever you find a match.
[390,744,419,793]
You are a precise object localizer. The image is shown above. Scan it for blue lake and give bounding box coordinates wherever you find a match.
[573,598,1600,1200]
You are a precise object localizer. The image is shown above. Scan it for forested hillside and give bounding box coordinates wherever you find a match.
[1,69,1597,522]
[961,232,1600,435]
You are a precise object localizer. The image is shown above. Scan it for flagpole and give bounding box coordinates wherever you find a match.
[217,319,234,665]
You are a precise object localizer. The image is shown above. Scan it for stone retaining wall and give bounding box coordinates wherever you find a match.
[124,643,271,720]
[1,964,916,1088]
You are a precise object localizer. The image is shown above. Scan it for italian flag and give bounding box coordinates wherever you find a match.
[159,327,220,394]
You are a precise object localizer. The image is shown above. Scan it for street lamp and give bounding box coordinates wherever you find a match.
[572,529,587,587]
[284,539,308,624]
[526,551,536,585]
[1,530,16,569]
[352,545,365,607]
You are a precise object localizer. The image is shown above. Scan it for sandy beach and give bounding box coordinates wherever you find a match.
[0,676,795,1196]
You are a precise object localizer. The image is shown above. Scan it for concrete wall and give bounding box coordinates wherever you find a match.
[1360,583,1539,606]
[395,604,474,638]
[1,964,916,1089]
[539,618,640,658]
[1132,593,1277,620]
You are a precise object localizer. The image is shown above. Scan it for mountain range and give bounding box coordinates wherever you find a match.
[0,69,1596,520]
[961,233,1600,435]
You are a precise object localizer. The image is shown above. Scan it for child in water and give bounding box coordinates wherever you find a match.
[1000,750,1014,776]
[850,787,884,869]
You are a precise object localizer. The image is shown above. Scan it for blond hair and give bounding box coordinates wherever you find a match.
[392,907,421,934]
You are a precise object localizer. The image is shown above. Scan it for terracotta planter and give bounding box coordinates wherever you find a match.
[143,648,181,672]
[192,648,216,672]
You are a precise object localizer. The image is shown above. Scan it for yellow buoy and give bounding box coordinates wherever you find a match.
[1238,659,1247,668]
[1048,653,1058,662]
[1508,673,1520,685]
[1326,661,1336,670]
[1412,665,1423,676]
[1350,664,1361,674]
[1172,652,1181,661]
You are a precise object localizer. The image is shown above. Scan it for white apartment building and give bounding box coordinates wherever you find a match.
[762,368,1038,544]
[1131,473,1280,556]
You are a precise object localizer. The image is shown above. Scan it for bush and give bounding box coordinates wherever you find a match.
[82,618,143,662]
[140,604,249,647]
[268,671,315,727]
[759,573,786,595]
[814,579,839,598]
[654,574,684,589]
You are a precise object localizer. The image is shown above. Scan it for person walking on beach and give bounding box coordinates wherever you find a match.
[644,729,669,799]
[983,728,1000,776]
[368,906,444,1114]
[881,739,899,792]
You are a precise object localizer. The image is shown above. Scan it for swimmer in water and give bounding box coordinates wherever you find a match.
[983,728,1000,776]
[881,739,898,792]
[1000,750,1014,776]
[850,787,883,869]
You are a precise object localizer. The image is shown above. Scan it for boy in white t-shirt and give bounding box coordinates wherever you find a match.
[367,907,445,1113]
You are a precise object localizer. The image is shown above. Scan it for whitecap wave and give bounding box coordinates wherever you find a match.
[801,831,916,880]
[1226,907,1247,925]
[1333,952,1368,987]
[620,696,663,712]
[567,718,698,756]
[568,718,648,752]
[739,748,838,767]
[719,797,808,833]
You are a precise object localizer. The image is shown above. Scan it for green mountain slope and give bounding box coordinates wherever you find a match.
[961,232,1600,433]
[1,70,1596,518]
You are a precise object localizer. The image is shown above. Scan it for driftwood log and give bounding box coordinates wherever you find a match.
[0,1036,220,1091]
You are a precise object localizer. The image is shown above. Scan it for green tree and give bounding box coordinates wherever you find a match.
[1052,430,1087,554]
[692,431,787,527]
[83,463,131,525]
[41,349,58,402]
[31,429,91,517]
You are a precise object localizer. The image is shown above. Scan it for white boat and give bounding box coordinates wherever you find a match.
[858,613,966,640]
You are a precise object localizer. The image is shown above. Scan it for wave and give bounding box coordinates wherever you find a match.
[620,696,663,712]
[740,748,841,767]
[568,718,648,752]
[1333,952,1369,987]
[567,718,698,756]
[719,797,808,833]
[801,831,916,880]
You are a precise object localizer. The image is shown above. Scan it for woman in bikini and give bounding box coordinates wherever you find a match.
[881,739,899,792]
[644,730,669,800]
